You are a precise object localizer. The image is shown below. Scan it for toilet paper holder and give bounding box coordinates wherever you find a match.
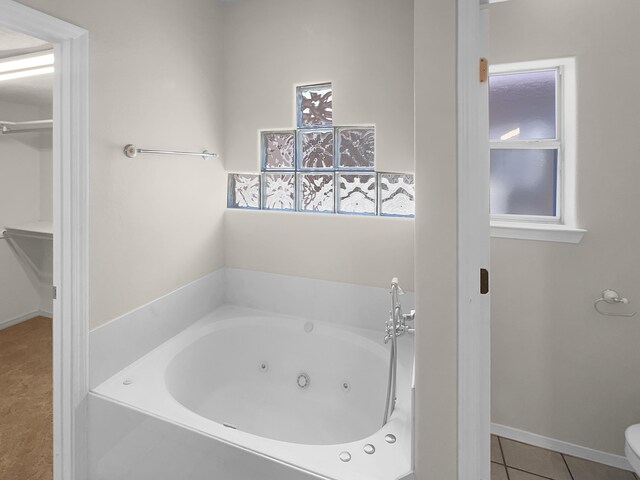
[594,289,637,317]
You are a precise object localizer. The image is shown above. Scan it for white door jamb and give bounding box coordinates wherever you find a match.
[457,0,491,479]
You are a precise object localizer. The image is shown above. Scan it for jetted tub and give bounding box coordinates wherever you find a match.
[93,305,414,480]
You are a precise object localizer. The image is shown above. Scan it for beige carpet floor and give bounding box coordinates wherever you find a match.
[0,316,52,480]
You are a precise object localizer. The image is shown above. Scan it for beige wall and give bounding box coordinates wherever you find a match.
[490,0,640,456]
[414,0,458,477]
[221,0,415,290]
[17,0,227,329]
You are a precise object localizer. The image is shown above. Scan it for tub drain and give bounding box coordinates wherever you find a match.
[297,372,310,389]
[259,361,269,372]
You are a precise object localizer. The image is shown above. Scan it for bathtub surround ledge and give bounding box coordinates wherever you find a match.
[90,267,415,389]
[224,267,415,331]
[89,269,226,388]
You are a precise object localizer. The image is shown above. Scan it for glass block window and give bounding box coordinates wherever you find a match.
[262,131,295,169]
[228,174,260,209]
[338,173,377,215]
[297,83,332,128]
[337,127,375,169]
[228,82,414,218]
[379,173,415,217]
[263,173,295,211]
[489,58,576,228]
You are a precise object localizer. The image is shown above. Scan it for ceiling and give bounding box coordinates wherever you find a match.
[0,26,53,110]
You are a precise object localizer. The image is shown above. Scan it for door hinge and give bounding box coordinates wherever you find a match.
[52,286,57,300]
[480,269,489,295]
[479,57,488,83]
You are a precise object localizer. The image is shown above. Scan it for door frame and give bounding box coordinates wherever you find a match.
[0,2,89,479]
[457,0,491,479]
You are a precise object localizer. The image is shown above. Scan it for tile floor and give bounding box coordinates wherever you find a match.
[491,435,639,480]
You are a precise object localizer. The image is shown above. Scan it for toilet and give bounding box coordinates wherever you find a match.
[626,424,640,474]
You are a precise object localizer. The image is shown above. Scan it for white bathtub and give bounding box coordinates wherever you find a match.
[93,304,414,480]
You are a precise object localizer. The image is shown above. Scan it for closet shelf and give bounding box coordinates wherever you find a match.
[3,221,53,240]
[0,119,53,135]
[2,221,53,285]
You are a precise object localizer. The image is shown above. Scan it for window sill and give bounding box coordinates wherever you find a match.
[490,221,586,244]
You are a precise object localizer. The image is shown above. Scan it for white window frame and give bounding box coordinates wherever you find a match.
[489,57,586,243]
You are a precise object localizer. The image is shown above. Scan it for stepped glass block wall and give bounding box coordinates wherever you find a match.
[227,83,415,217]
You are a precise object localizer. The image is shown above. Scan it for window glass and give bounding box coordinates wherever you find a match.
[298,173,334,213]
[490,149,558,216]
[489,70,556,141]
[263,173,295,211]
[337,173,376,215]
[379,173,415,217]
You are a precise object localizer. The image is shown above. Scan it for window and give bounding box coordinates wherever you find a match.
[227,83,415,217]
[489,58,585,243]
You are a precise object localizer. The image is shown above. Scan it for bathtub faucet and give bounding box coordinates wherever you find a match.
[384,279,415,344]
[383,277,415,426]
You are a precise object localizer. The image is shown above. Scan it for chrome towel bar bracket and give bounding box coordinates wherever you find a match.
[123,144,217,160]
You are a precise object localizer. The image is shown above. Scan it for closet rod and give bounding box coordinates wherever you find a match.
[1,127,53,134]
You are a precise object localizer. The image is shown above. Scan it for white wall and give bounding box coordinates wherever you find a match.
[39,105,53,222]
[38,107,53,313]
[414,0,458,477]
[0,99,50,325]
[17,0,227,329]
[37,111,53,313]
[39,147,52,222]
[221,0,415,291]
[490,0,640,456]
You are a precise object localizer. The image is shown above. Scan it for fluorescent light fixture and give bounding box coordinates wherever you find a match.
[500,127,520,141]
[0,66,54,82]
[0,51,54,73]
[0,51,54,82]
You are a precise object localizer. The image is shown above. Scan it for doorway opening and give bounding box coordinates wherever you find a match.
[0,2,88,479]
[0,27,55,479]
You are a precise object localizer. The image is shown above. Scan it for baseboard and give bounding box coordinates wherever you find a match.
[492,423,633,472]
[396,472,414,480]
[0,310,46,330]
